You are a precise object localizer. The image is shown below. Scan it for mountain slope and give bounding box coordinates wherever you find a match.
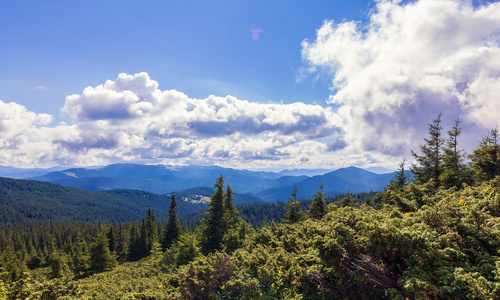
[0,177,206,224]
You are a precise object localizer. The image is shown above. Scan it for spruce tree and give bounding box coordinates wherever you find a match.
[71,231,89,277]
[89,228,117,273]
[145,207,157,254]
[470,127,500,182]
[411,112,445,187]
[441,119,469,189]
[106,226,116,253]
[387,160,408,191]
[127,221,142,261]
[309,183,326,219]
[285,185,303,223]
[340,190,354,207]
[139,217,148,257]
[162,194,180,250]
[200,175,226,255]
[224,185,237,230]
[115,223,128,262]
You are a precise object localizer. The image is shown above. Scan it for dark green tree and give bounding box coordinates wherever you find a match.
[49,250,68,278]
[224,185,237,230]
[71,231,89,277]
[89,228,117,273]
[162,194,180,250]
[470,127,500,182]
[411,112,445,187]
[145,207,157,255]
[440,119,469,189]
[175,233,201,266]
[387,160,408,191]
[106,226,115,253]
[127,221,142,261]
[115,223,128,262]
[285,185,303,223]
[340,190,354,207]
[309,184,326,219]
[139,218,148,257]
[200,175,226,255]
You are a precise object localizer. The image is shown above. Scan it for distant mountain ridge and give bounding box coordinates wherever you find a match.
[19,163,399,203]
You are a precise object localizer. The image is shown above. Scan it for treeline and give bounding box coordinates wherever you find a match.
[180,192,374,228]
[393,113,498,191]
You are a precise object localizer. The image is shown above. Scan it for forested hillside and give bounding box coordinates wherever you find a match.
[0,178,205,223]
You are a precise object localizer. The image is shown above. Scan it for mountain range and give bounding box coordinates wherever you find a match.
[12,163,398,203]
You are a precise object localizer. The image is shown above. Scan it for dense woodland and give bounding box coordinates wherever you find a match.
[1,114,500,299]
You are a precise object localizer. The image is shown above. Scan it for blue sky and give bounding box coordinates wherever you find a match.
[1,0,500,170]
[1,0,373,118]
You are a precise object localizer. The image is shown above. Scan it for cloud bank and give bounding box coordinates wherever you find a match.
[0,73,346,168]
[302,0,500,155]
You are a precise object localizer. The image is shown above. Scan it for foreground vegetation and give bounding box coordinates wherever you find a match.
[1,114,500,299]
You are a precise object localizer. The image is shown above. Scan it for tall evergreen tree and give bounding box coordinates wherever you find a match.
[340,190,354,208]
[411,112,445,186]
[89,228,117,273]
[127,221,142,261]
[106,226,116,253]
[145,207,157,255]
[200,175,226,255]
[71,231,89,277]
[139,217,148,258]
[285,185,303,223]
[224,185,237,230]
[441,119,469,189]
[387,160,408,191]
[162,194,180,250]
[470,127,500,182]
[309,184,326,219]
[115,223,128,262]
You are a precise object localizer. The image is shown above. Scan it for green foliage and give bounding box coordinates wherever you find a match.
[412,112,445,187]
[162,194,180,250]
[471,127,500,182]
[339,190,354,208]
[3,272,81,300]
[387,160,408,191]
[49,250,69,279]
[285,185,303,224]
[144,207,158,255]
[89,228,117,274]
[440,119,470,189]
[309,184,326,219]
[175,233,201,266]
[200,175,227,255]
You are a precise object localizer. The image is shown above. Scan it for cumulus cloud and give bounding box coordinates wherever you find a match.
[0,100,52,148]
[0,72,346,168]
[302,0,500,155]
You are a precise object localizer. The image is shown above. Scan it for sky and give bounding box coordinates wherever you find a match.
[1,0,500,171]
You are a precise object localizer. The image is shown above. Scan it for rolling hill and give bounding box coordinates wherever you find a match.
[0,177,206,223]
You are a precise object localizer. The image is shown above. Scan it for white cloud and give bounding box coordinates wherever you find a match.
[0,73,349,169]
[0,100,52,148]
[302,0,500,155]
